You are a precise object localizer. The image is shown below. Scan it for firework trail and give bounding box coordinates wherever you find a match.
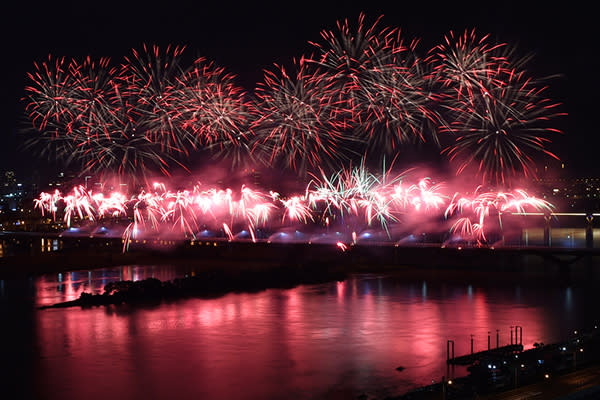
[444,188,553,244]
[62,185,96,227]
[306,163,448,235]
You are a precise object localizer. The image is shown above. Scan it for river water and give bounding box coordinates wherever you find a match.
[1,264,599,400]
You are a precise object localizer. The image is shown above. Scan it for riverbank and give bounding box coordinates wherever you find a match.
[393,327,600,400]
[390,365,600,399]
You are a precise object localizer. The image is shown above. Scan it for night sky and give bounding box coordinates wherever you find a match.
[1,1,595,181]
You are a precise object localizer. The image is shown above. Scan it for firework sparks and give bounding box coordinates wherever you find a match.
[428,30,565,184]
[440,67,564,184]
[252,58,355,173]
[35,166,555,252]
[24,17,566,224]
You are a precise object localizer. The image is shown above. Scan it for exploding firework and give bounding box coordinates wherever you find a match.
[120,44,195,155]
[440,67,564,184]
[66,56,123,141]
[24,50,180,176]
[252,58,355,173]
[307,14,440,158]
[426,29,565,184]
[176,59,252,146]
[24,45,255,177]
[175,59,256,167]
[23,17,565,186]
[35,167,553,251]
[24,55,102,165]
[352,51,440,154]
[309,13,402,82]
[25,55,78,134]
[23,54,168,176]
[426,29,512,100]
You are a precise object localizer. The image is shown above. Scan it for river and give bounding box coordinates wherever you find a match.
[1,264,599,399]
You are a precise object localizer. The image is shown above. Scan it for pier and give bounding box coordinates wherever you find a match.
[447,326,524,365]
[447,344,524,365]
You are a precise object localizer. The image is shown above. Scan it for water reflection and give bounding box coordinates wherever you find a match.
[34,265,190,307]
[25,267,600,399]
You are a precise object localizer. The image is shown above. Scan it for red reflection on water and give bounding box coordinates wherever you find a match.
[336,281,345,303]
[34,272,588,400]
[34,265,187,307]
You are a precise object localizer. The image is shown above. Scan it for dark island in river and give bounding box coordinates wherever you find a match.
[40,263,347,309]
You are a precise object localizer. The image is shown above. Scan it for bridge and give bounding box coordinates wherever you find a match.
[2,229,600,283]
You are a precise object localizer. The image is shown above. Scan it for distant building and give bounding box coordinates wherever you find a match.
[1,170,25,212]
[534,175,600,211]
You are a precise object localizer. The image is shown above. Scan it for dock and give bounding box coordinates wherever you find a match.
[447,344,523,365]
[447,326,524,365]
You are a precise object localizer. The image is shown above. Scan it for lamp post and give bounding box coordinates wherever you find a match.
[510,326,514,345]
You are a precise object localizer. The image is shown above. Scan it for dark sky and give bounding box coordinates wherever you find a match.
[0,1,595,180]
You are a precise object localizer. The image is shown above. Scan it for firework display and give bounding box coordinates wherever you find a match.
[25,45,252,176]
[35,164,553,250]
[307,13,440,155]
[24,14,565,191]
[428,30,565,183]
[251,58,353,172]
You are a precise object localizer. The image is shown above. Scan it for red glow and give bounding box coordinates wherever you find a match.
[35,275,560,398]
